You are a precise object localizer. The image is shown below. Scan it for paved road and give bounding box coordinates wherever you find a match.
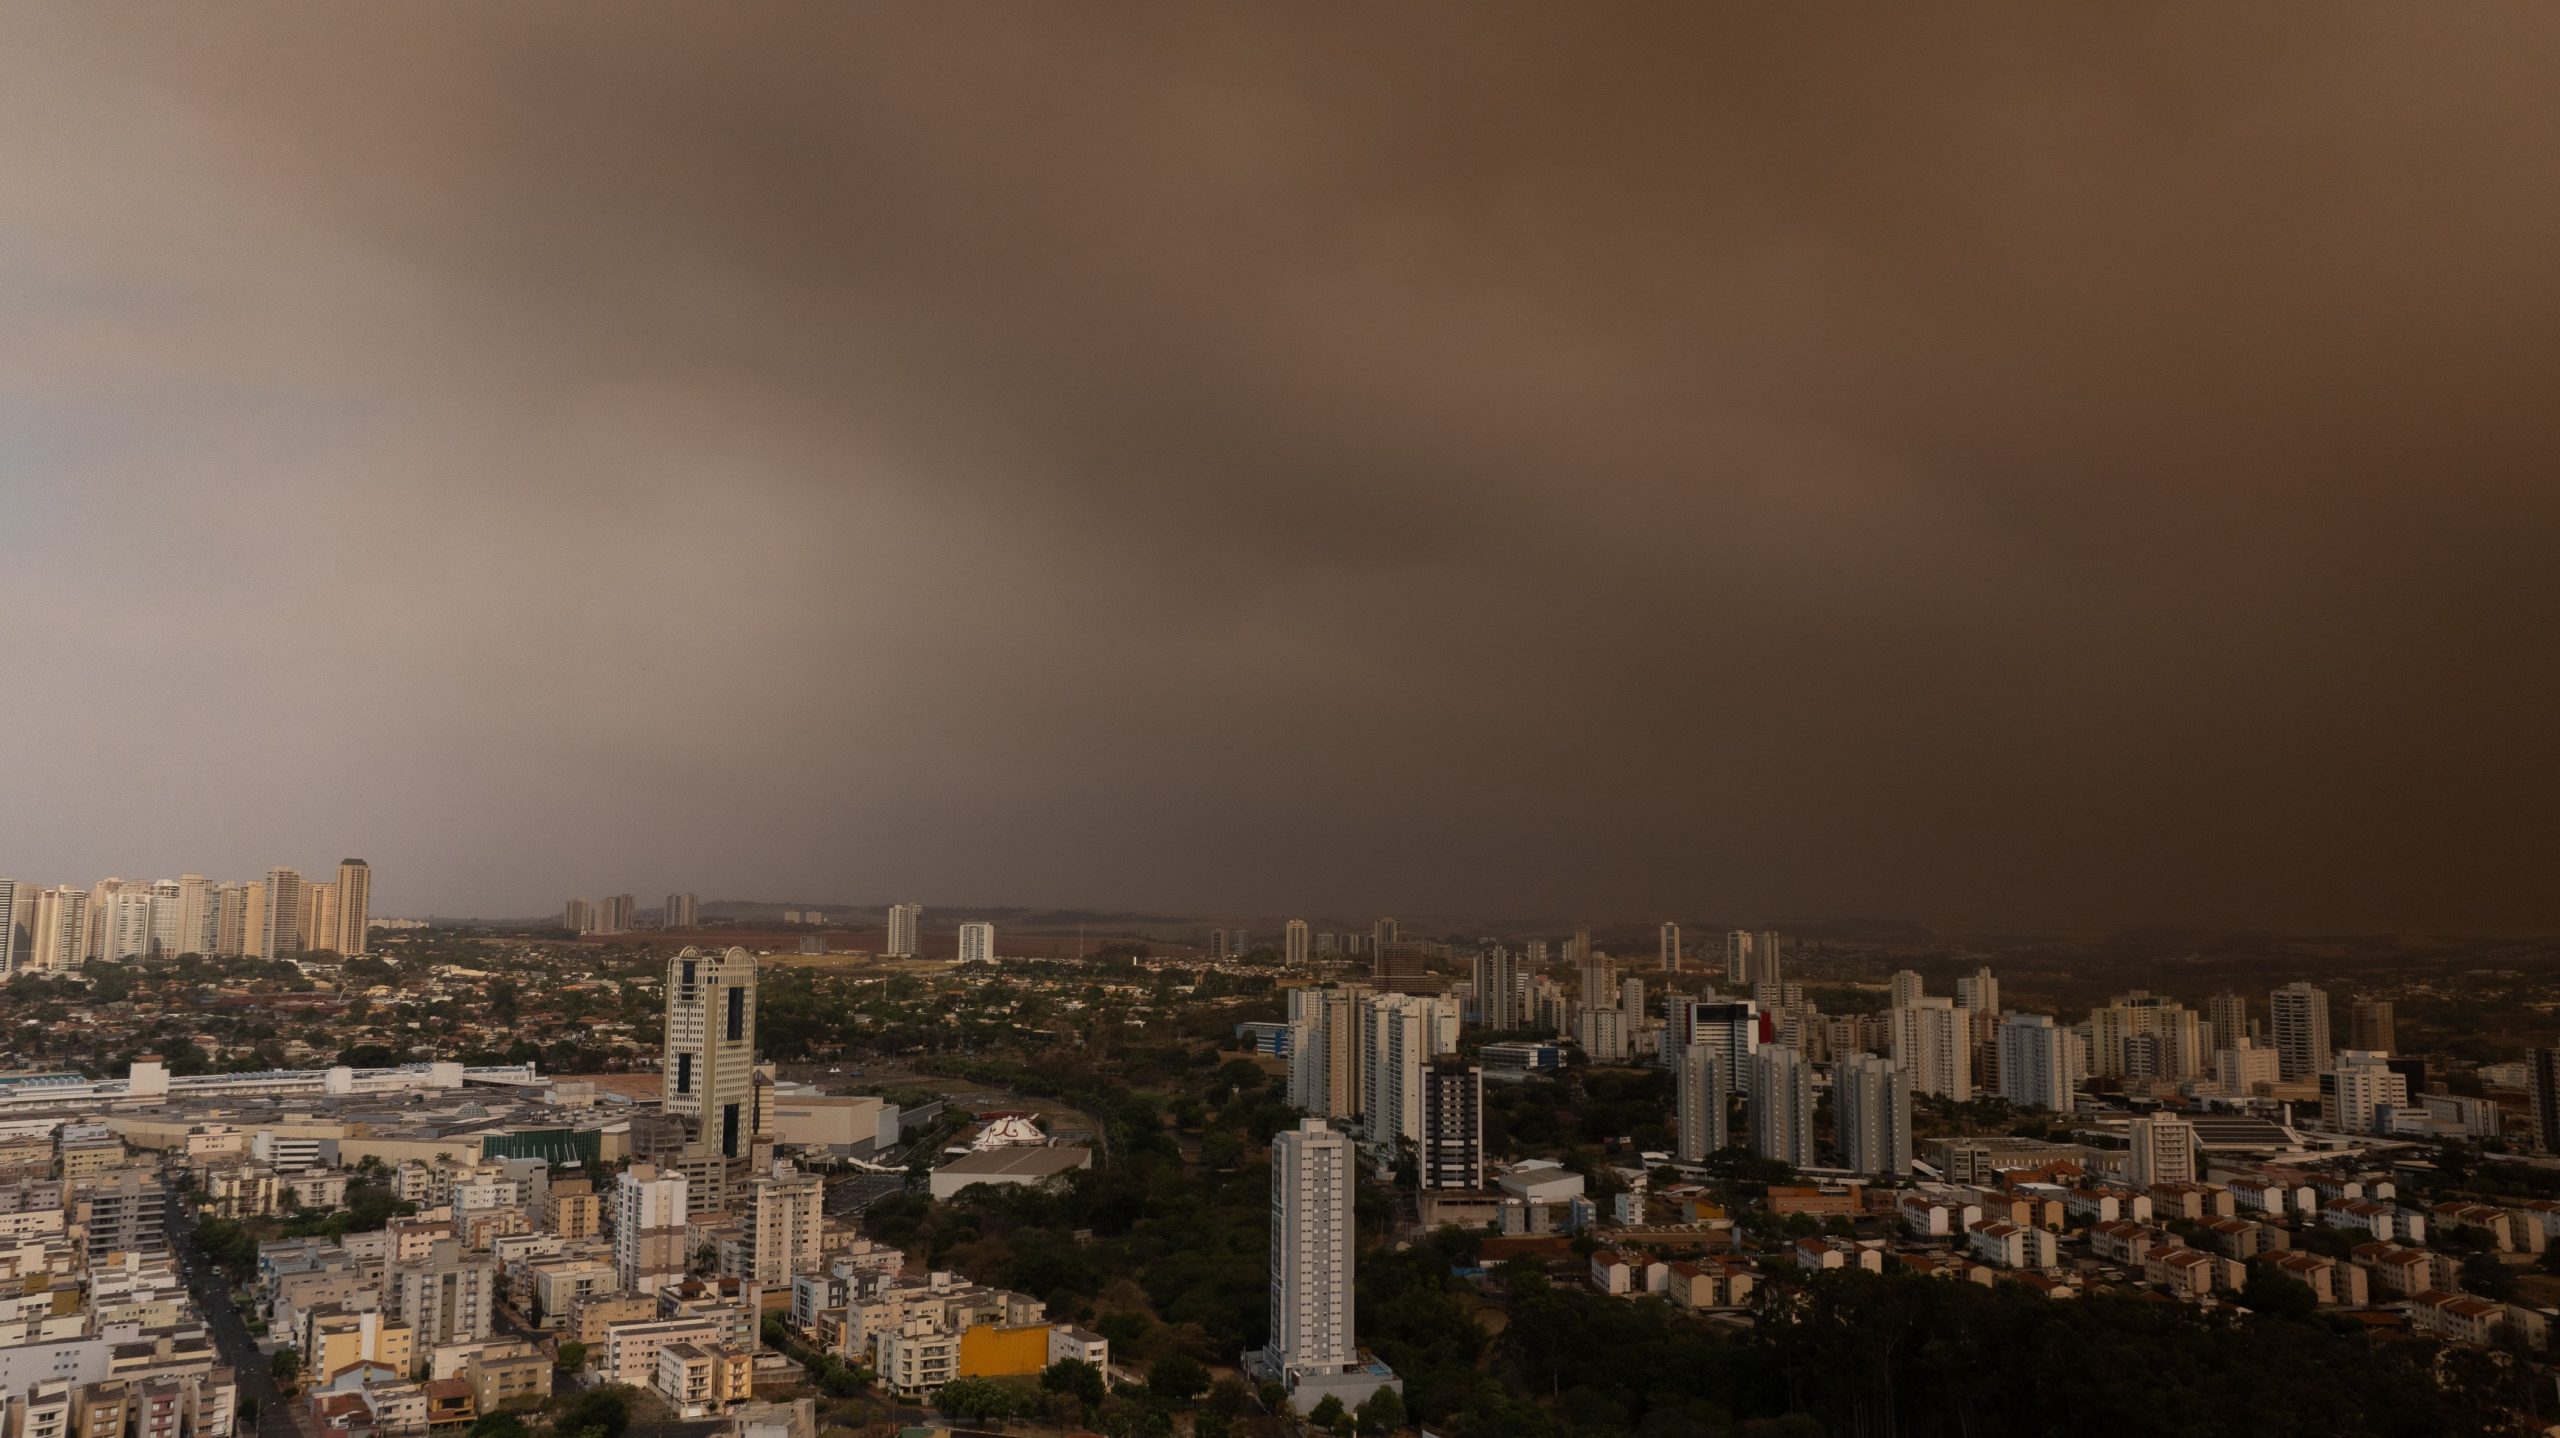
[169,1195,307,1438]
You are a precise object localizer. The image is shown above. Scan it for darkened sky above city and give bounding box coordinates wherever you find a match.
[5,7,2558,926]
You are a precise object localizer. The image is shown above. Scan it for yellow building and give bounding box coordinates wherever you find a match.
[956,1321,1052,1378]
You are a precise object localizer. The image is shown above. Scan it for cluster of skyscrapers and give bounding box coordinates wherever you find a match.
[0,859,371,975]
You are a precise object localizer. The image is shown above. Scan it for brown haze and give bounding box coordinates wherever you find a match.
[3,6,2557,925]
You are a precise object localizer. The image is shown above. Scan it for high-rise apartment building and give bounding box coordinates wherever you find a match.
[740,1165,824,1284]
[32,886,87,971]
[1675,1042,1727,1162]
[105,890,154,961]
[1749,1045,1814,1169]
[0,880,22,976]
[2529,1050,2560,1153]
[239,881,267,959]
[174,875,216,958]
[1890,997,1972,1100]
[2270,983,2332,1083]
[301,882,340,955]
[1752,931,1785,988]
[2088,992,2206,1080]
[614,1163,691,1294]
[885,904,922,958]
[2350,1000,2396,1056]
[1284,920,1310,967]
[2322,1050,2408,1135]
[1472,946,1521,1031]
[335,860,372,955]
[2214,1038,2282,1096]
[664,892,700,931]
[1723,930,1752,983]
[2207,991,2251,1051]
[957,922,994,965]
[664,947,759,1160]
[262,868,304,958]
[1673,1000,1762,1096]
[564,899,594,934]
[386,1240,497,1348]
[213,882,251,958]
[1266,1119,1357,1379]
[1996,1013,2075,1111]
[1286,985,1366,1120]
[1954,967,1998,1014]
[1658,922,1681,973]
[594,894,635,935]
[1420,1061,1483,1190]
[1889,970,1925,1008]
[1365,994,1432,1144]
[1835,1053,1911,1177]
[2126,1113,2197,1188]
[1371,918,1397,957]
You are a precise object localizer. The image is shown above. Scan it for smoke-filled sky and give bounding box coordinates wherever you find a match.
[4,7,2557,927]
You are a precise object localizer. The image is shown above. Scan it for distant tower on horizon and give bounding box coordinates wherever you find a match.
[262,868,304,958]
[886,903,922,958]
[957,921,994,965]
[664,892,700,931]
[1284,919,1310,967]
[1658,922,1680,972]
[1724,929,1752,983]
[335,859,372,956]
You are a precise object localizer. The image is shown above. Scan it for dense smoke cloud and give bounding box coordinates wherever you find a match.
[3,6,2556,925]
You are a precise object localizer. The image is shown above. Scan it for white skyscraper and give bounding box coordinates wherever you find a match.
[106,890,155,961]
[885,903,922,958]
[957,922,995,965]
[1285,919,1311,967]
[1889,969,1926,1008]
[613,1163,691,1295]
[1954,967,1998,1013]
[2126,1112,2198,1188]
[1675,1042,1727,1162]
[334,859,372,956]
[1835,1052,1911,1177]
[2323,1050,2407,1135]
[1266,1119,1358,1377]
[175,875,217,958]
[32,887,86,972]
[2271,982,2331,1083]
[1366,994,1431,1144]
[664,946,759,1159]
[664,892,700,931]
[261,868,304,958]
[1890,997,1973,1100]
[1749,1044,1815,1169]
[1997,1013,2076,1111]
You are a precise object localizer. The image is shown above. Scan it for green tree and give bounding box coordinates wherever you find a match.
[552,1385,632,1438]
[1355,1386,1407,1435]
[270,1349,302,1388]
[1147,1353,1210,1404]
[554,1341,587,1374]
[1042,1358,1108,1411]
[2242,1264,2319,1321]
